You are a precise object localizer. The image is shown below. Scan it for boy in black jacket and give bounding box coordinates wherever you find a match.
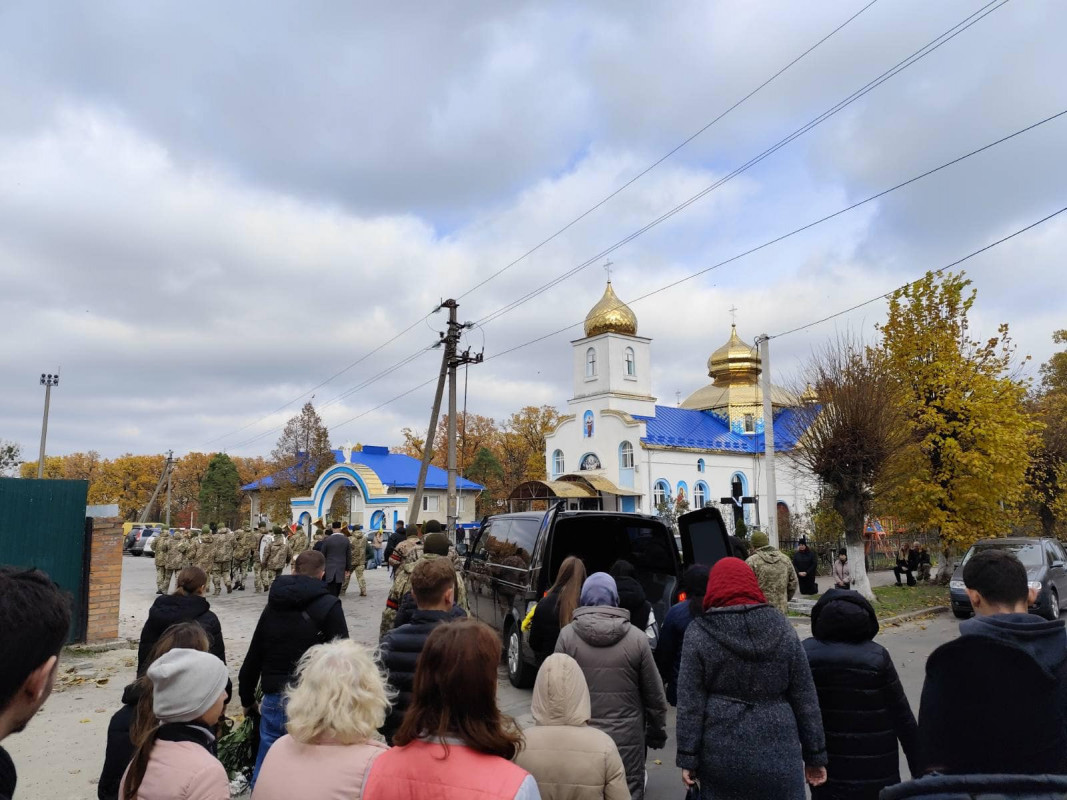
[239,550,348,788]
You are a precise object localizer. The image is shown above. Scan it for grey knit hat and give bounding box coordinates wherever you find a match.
[148,649,229,724]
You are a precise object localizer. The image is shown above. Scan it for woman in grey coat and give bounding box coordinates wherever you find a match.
[555,572,668,800]
[677,557,827,800]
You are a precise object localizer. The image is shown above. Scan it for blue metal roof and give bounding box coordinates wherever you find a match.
[633,405,807,453]
[241,447,483,492]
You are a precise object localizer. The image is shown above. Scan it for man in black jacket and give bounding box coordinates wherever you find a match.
[382,520,406,566]
[319,521,351,597]
[239,550,348,787]
[918,548,1067,775]
[0,568,71,800]
[379,557,457,742]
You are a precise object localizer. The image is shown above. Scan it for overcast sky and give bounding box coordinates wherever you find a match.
[2,0,1065,462]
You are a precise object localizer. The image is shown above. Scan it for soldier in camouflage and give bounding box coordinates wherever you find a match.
[341,525,367,596]
[262,526,291,591]
[193,527,216,576]
[380,532,468,638]
[289,526,309,563]
[231,527,254,590]
[388,520,429,571]
[211,526,234,596]
[253,522,269,592]
[180,529,197,569]
[153,529,172,594]
[163,529,186,591]
[745,531,799,615]
[310,519,326,551]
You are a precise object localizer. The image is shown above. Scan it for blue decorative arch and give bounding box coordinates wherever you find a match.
[731,471,752,523]
[653,479,671,508]
[370,510,386,531]
[676,481,689,504]
[308,464,402,520]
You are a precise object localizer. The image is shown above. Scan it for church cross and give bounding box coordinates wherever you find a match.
[728,305,738,325]
[603,259,614,281]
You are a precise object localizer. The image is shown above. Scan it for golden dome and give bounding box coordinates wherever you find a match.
[706,324,761,381]
[584,281,638,337]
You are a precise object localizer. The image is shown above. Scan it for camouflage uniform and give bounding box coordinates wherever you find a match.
[164,530,187,591]
[211,527,234,595]
[193,529,215,575]
[153,532,172,593]
[342,529,368,596]
[746,547,799,615]
[311,529,326,551]
[231,528,254,589]
[253,526,269,592]
[289,531,309,562]
[379,550,468,639]
[262,530,290,591]
[180,529,198,568]
[389,533,422,570]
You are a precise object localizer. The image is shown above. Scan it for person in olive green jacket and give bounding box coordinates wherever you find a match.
[745,531,799,615]
[153,530,172,594]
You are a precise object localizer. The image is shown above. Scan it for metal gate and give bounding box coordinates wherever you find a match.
[0,478,90,642]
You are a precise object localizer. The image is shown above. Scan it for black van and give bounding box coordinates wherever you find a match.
[463,503,731,687]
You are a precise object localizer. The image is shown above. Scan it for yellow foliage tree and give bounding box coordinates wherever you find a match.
[877,271,1034,579]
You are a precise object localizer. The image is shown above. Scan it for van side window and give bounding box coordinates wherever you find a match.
[487,518,537,570]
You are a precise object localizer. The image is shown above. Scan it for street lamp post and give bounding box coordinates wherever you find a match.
[38,373,59,479]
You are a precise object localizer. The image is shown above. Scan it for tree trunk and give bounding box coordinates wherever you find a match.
[835,493,874,601]
[934,529,953,584]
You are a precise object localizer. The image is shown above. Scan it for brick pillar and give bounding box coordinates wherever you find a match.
[86,517,123,643]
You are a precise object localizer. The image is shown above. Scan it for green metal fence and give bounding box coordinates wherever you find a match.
[0,478,90,642]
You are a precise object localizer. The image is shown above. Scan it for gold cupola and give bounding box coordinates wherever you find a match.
[706,324,761,383]
[584,281,638,337]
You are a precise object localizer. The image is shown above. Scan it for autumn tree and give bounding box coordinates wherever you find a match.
[1026,331,1067,535]
[878,271,1034,581]
[499,405,562,488]
[199,453,241,527]
[785,337,909,600]
[93,454,168,520]
[466,446,505,516]
[19,456,64,479]
[1,441,22,476]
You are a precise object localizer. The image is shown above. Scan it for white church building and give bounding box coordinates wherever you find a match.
[526,280,817,536]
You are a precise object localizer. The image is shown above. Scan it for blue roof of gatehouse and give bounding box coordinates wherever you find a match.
[241,446,483,492]
[633,405,808,453]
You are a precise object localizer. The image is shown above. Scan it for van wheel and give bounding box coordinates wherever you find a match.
[506,624,535,689]
[952,608,971,620]
[1046,588,1060,621]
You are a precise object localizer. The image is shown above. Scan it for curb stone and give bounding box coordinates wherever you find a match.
[879,605,949,626]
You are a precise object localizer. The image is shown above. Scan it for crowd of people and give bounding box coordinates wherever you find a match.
[3,525,1067,800]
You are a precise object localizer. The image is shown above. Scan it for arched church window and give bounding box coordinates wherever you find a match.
[552,450,564,477]
[697,458,705,473]
[653,479,670,507]
[619,441,634,469]
[586,347,597,378]
[624,347,636,377]
[694,482,707,508]
[744,413,755,433]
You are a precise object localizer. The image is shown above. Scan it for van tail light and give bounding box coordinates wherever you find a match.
[677,592,687,603]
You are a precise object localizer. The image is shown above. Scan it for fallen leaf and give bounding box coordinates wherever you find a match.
[96,678,109,686]
[653,759,663,765]
[79,718,91,723]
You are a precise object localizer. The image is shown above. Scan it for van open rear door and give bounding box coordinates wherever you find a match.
[678,506,732,569]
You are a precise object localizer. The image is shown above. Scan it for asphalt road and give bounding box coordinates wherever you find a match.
[8,555,959,799]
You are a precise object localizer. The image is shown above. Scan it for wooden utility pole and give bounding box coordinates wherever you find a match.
[165,450,173,527]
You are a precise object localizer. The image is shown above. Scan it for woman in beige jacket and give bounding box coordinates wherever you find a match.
[515,653,629,800]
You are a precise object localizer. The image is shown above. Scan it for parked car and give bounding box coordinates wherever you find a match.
[128,526,162,556]
[949,537,1067,621]
[463,503,731,688]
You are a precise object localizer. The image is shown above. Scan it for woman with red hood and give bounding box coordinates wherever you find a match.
[675,558,828,800]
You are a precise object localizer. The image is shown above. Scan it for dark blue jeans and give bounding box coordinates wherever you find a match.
[251,692,287,788]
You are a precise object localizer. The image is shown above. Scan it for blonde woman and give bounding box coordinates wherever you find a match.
[251,639,392,800]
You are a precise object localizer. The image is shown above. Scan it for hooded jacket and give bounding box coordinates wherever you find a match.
[137,594,225,676]
[554,606,667,800]
[612,575,652,632]
[676,604,827,800]
[803,589,918,800]
[514,654,630,800]
[238,575,347,706]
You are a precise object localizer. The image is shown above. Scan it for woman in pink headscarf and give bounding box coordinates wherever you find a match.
[675,557,827,800]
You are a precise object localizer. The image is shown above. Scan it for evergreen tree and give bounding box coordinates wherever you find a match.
[271,402,334,491]
[199,453,241,527]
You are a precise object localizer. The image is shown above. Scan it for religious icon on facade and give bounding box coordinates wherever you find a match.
[583,410,594,438]
[580,453,602,471]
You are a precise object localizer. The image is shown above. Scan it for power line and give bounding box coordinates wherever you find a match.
[474,0,1010,329]
[769,206,1067,340]
[325,203,1062,441]
[203,1,881,447]
[457,0,882,301]
[482,106,1064,362]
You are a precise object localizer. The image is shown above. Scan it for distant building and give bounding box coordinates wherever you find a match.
[529,280,817,535]
[241,445,483,532]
